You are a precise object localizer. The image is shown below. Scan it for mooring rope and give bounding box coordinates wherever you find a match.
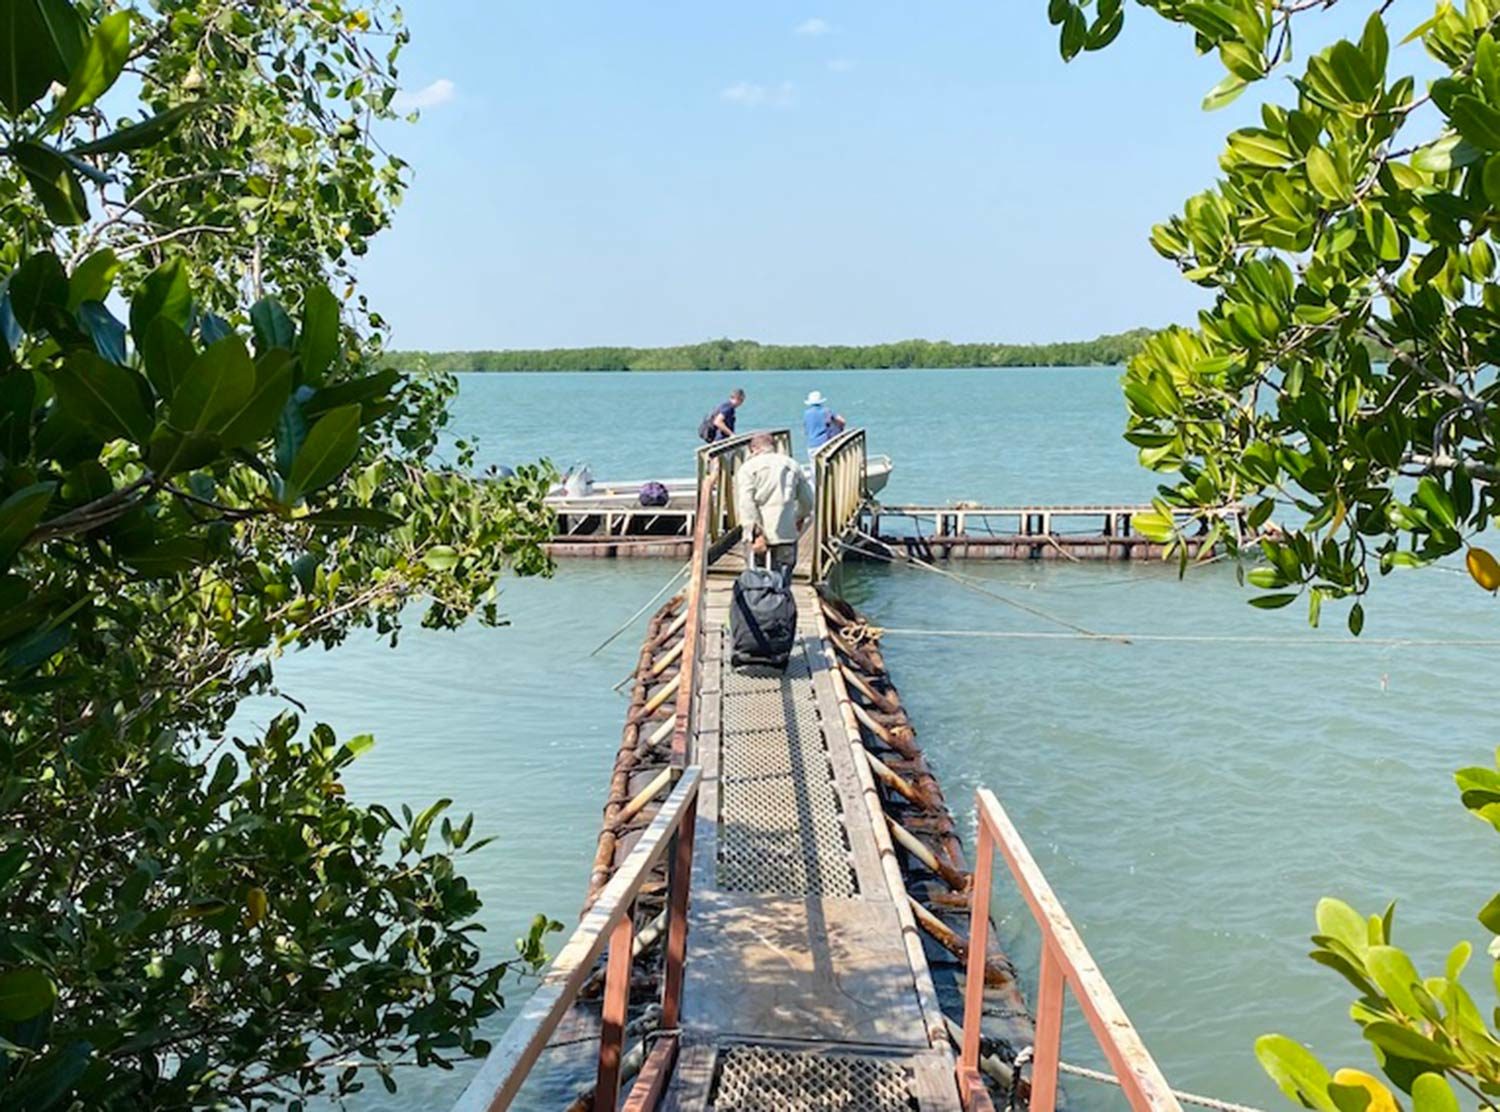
[871,626,1500,648]
[842,532,1125,642]
[1054,1058,1268,1112]
[587,560,690,658]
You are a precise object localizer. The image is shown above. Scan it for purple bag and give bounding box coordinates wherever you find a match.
[639,481,670,507]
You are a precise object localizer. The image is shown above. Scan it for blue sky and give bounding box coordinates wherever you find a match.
[356,2,1351,350]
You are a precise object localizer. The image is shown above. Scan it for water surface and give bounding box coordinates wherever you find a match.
[260,369,1495,1108]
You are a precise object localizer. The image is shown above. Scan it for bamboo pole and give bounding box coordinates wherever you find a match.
[850,700,919,759]
[638,674,680,719]
[860,745,938,811]
[886,813,968,892]
[907,895,1015,989]
[616,767,674,828]
[649,639,684,677]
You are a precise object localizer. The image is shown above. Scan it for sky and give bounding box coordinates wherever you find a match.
[355,1,1370,350]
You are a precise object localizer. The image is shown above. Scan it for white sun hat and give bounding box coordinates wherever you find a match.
[804,390,826,406]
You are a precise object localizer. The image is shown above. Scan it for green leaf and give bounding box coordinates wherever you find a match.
[219,349,294,448]
[303,507,403,531]
[49,10,130,120]
[0,0,87,115]
[303,369,399,420]
[68,102,198,156]
[51,350,153,445]
[287,403,361,498]
[1348,601,1364,636]
[1203,73,1249,110]
[12,141,88,225]
[1477,892,1500,933]
[250,296,295,354]
[129,257,191,348]
[422,545,459,570]
[1366,944,1425,1018]
[1411,134,1481,173]
[1327,40,1376,104]
[1316,898,1369,956]
[169,334,256,436]
[1249,592,1297,609]
[1449,95,1500,150]
[0,966,57,1021]
[1305,147,1347,201]
[1359,11,1388,80]
[1085,7,1124,50]
[1410,1074,1458,1112]
[298,285,341,384]
[1415,477,1456,528]
[1060,5,1087,60]
[9,251,69,333]
[1362,1020,1458,1064]
[0,483,54,572]
[67,248,118,310]
[139,317,195,400]
[1254,1034,1336,1112]
[77,300,126,364]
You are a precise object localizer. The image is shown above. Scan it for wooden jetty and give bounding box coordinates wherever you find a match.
[456,429,1182,1112]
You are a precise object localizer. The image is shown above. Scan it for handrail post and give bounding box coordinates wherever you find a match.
[958,815,994,1108]
[660,791,697,1029]
[1030,941,1066,1112]
[595,909,637,1111]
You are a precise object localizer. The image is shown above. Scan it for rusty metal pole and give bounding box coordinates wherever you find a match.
[595,908,638,1112]
[660,792,697,1029]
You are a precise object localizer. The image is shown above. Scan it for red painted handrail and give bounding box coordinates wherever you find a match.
[958,788,1180,1112]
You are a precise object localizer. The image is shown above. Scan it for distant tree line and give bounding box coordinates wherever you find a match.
[389,330,1158,373]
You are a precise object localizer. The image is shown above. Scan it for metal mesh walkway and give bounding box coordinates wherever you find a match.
[717,639,857,898]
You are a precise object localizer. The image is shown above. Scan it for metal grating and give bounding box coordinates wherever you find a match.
[710,1045,918,1111]
[717,636,858,897]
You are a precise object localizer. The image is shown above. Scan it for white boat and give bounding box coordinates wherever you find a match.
[545,455,893,509]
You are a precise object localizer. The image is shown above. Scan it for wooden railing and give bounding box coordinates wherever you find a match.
[811,427,867,582]
[694,429,792,561]
[452,767,702,1112]
[958,788,1180,1112]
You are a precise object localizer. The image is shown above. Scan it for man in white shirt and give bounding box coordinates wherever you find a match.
[734,433,814,580]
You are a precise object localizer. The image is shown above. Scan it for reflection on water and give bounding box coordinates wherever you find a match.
[256,370,1494,1107]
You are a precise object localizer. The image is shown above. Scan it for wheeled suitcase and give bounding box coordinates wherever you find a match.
[730,556,797,669]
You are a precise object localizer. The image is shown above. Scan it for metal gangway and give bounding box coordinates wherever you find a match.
[455,430,1179,1112]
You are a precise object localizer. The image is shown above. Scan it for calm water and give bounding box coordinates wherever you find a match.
[252,369,1497,1109]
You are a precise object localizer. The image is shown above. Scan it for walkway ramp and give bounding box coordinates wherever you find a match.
[659,579,960,1110]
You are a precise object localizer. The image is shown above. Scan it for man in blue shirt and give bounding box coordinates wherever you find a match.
[802,390,845,458]
[702,388,745,443]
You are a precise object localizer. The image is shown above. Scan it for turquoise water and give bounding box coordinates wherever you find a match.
[257,369,1498,1108]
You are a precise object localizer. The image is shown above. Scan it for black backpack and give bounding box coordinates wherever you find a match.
[731,565,797,669]
[698,413,716,442]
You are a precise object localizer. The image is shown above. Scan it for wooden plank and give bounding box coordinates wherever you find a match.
[620,1035,678,1112]
[452,768,702,1112]
[681,890,931,1048]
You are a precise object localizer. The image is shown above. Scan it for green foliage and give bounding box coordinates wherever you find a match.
[1059,0,1500,632]
[389,330,1157,373]
[1047,0,1500,1101]
[0,0,560,1106]
[1251,752,1500,1105]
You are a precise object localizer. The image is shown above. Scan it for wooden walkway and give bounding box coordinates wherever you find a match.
[659,575,962,1110]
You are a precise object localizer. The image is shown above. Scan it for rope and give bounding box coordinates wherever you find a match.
[1055,1059,1267,1112]
[586,560,689,658]
[843,532,1125,642]
[872,626,1500,648]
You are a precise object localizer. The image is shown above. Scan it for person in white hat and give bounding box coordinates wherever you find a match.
[802,389,845,461]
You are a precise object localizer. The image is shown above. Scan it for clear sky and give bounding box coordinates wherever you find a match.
[355,2,1334,350]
